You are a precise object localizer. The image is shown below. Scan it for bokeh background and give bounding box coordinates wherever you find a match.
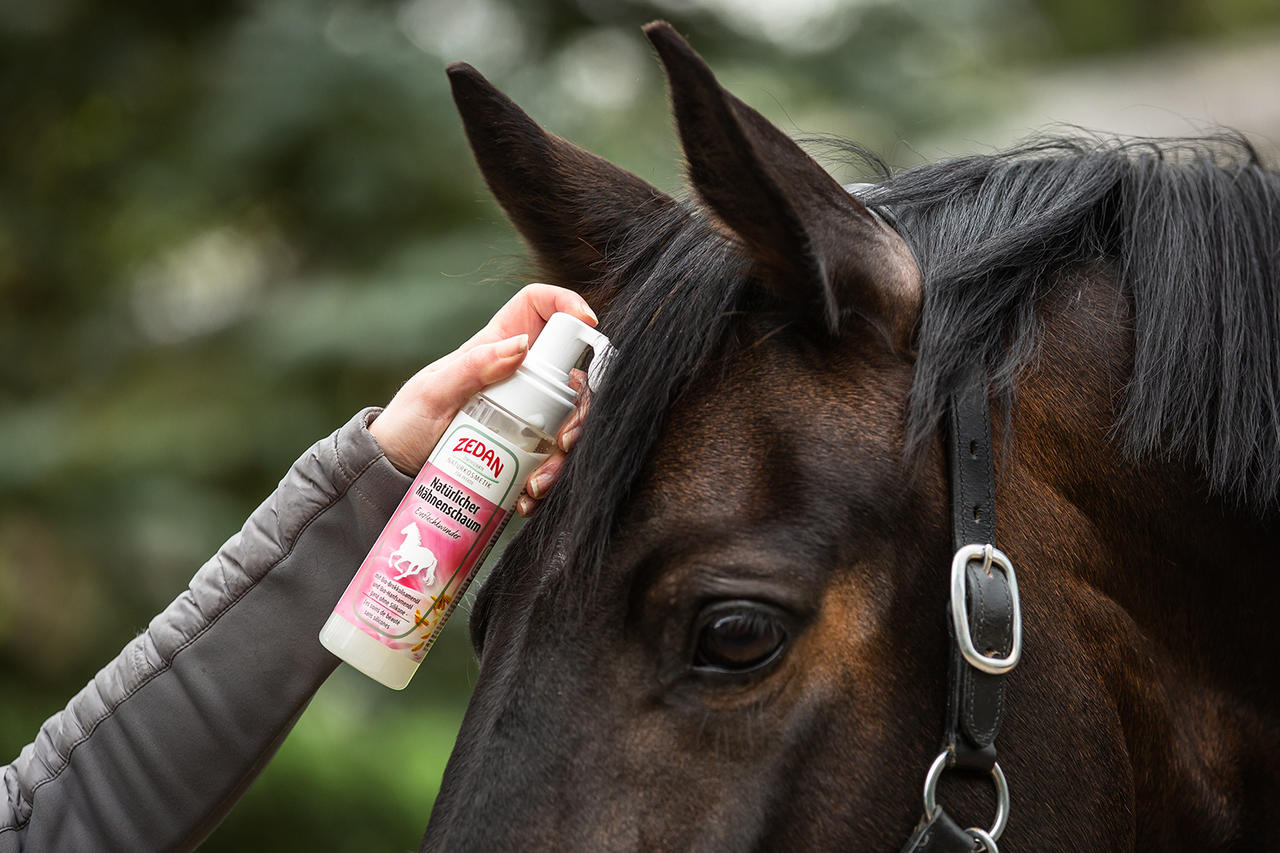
[3,0,1278,849]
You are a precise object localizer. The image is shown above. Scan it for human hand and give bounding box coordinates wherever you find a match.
[514,368,588,517]
[369,284,597,515]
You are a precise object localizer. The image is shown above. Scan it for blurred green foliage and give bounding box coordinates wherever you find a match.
[1,0,1276,848]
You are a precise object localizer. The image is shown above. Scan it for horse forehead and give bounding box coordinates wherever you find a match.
[635,342,914,514]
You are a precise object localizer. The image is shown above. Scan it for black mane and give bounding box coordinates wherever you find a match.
[486,132,1280,619]
[874,134,1280,506]
[478,204,756,619]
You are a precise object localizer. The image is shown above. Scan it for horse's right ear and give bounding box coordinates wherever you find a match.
[448,63,677,296]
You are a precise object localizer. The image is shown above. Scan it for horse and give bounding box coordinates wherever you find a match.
[420,22,1280,851]
[389,522,438,586]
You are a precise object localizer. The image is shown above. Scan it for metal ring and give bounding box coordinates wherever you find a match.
[921,751,1010,841]
[967,828,999,852]
[950,543,1022,674]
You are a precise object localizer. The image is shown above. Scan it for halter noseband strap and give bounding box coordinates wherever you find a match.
[846,185,1022,852]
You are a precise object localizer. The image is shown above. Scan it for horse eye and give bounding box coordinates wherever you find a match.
[693,602,788,673]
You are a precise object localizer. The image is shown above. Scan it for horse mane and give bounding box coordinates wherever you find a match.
[486,132,1280,617]
[486,206,758,610]
[869,133,1280,508]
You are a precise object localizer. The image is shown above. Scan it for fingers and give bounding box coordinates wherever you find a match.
[558,368,590,452]
[527,454,563,501]
[558,407,583,454]
[372,283,599,483]
[370,333,529,474]
[467,283,597,350]
[526,282,598,325]
[417,333,531,422]
[519,372,593,516]
[450,333,530,398]
[517,452,565,517]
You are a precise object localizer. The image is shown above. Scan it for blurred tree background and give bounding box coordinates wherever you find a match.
[2,0,1277,848]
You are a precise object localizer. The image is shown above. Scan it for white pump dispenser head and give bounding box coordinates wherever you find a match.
[482,312,614,434]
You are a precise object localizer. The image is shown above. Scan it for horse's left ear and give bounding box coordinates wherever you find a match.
[644,22,920,344]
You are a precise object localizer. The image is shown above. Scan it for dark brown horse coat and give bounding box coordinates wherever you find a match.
[423,23,1280,852]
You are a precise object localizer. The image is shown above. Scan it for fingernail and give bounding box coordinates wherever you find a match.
[527,471,552,499]
[497,334,529,357]
[516,495,534,517]
[581,302,598,324]
[559,425,581,452]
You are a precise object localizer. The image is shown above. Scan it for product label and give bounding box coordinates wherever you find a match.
[334,411,543,661]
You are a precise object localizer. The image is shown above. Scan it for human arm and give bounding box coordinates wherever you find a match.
[0,285,595,852]
[0,409,411,852]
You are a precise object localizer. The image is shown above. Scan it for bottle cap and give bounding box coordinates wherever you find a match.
[482,312,615,434]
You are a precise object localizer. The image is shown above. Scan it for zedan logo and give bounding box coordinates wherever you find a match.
[452,434,506,479]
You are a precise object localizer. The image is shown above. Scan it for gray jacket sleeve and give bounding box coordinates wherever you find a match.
[1,408,412,853]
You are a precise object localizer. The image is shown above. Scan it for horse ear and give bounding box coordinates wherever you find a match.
[447,62,678,296]
[643,22,919,343]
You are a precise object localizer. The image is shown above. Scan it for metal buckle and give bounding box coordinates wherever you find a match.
[922,750,1010,843]
[949,544,1021,675]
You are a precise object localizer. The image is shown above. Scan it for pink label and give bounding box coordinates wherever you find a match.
[334,419,523,661]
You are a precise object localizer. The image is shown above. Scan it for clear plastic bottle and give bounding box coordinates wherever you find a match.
[319,313,613,689]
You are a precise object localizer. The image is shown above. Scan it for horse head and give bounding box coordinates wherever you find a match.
[423,22,1280,851]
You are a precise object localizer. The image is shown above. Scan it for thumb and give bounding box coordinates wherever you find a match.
[441,333,529,405]
[371,334,528,475]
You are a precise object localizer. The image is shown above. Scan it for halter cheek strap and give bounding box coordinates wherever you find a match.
[900,377,1021,853]
[845,183,1021,851]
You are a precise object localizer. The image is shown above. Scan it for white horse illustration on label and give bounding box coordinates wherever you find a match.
[389,523,438,585]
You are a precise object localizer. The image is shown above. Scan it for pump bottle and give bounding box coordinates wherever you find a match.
[319,312,613,689]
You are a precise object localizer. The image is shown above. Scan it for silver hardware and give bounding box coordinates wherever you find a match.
[967,827,999,852]
[922,750,1010,842]
[950,544,1021,675]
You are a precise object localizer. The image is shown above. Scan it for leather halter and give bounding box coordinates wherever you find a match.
[898,379,1020,852]
[848,186,1023,852]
